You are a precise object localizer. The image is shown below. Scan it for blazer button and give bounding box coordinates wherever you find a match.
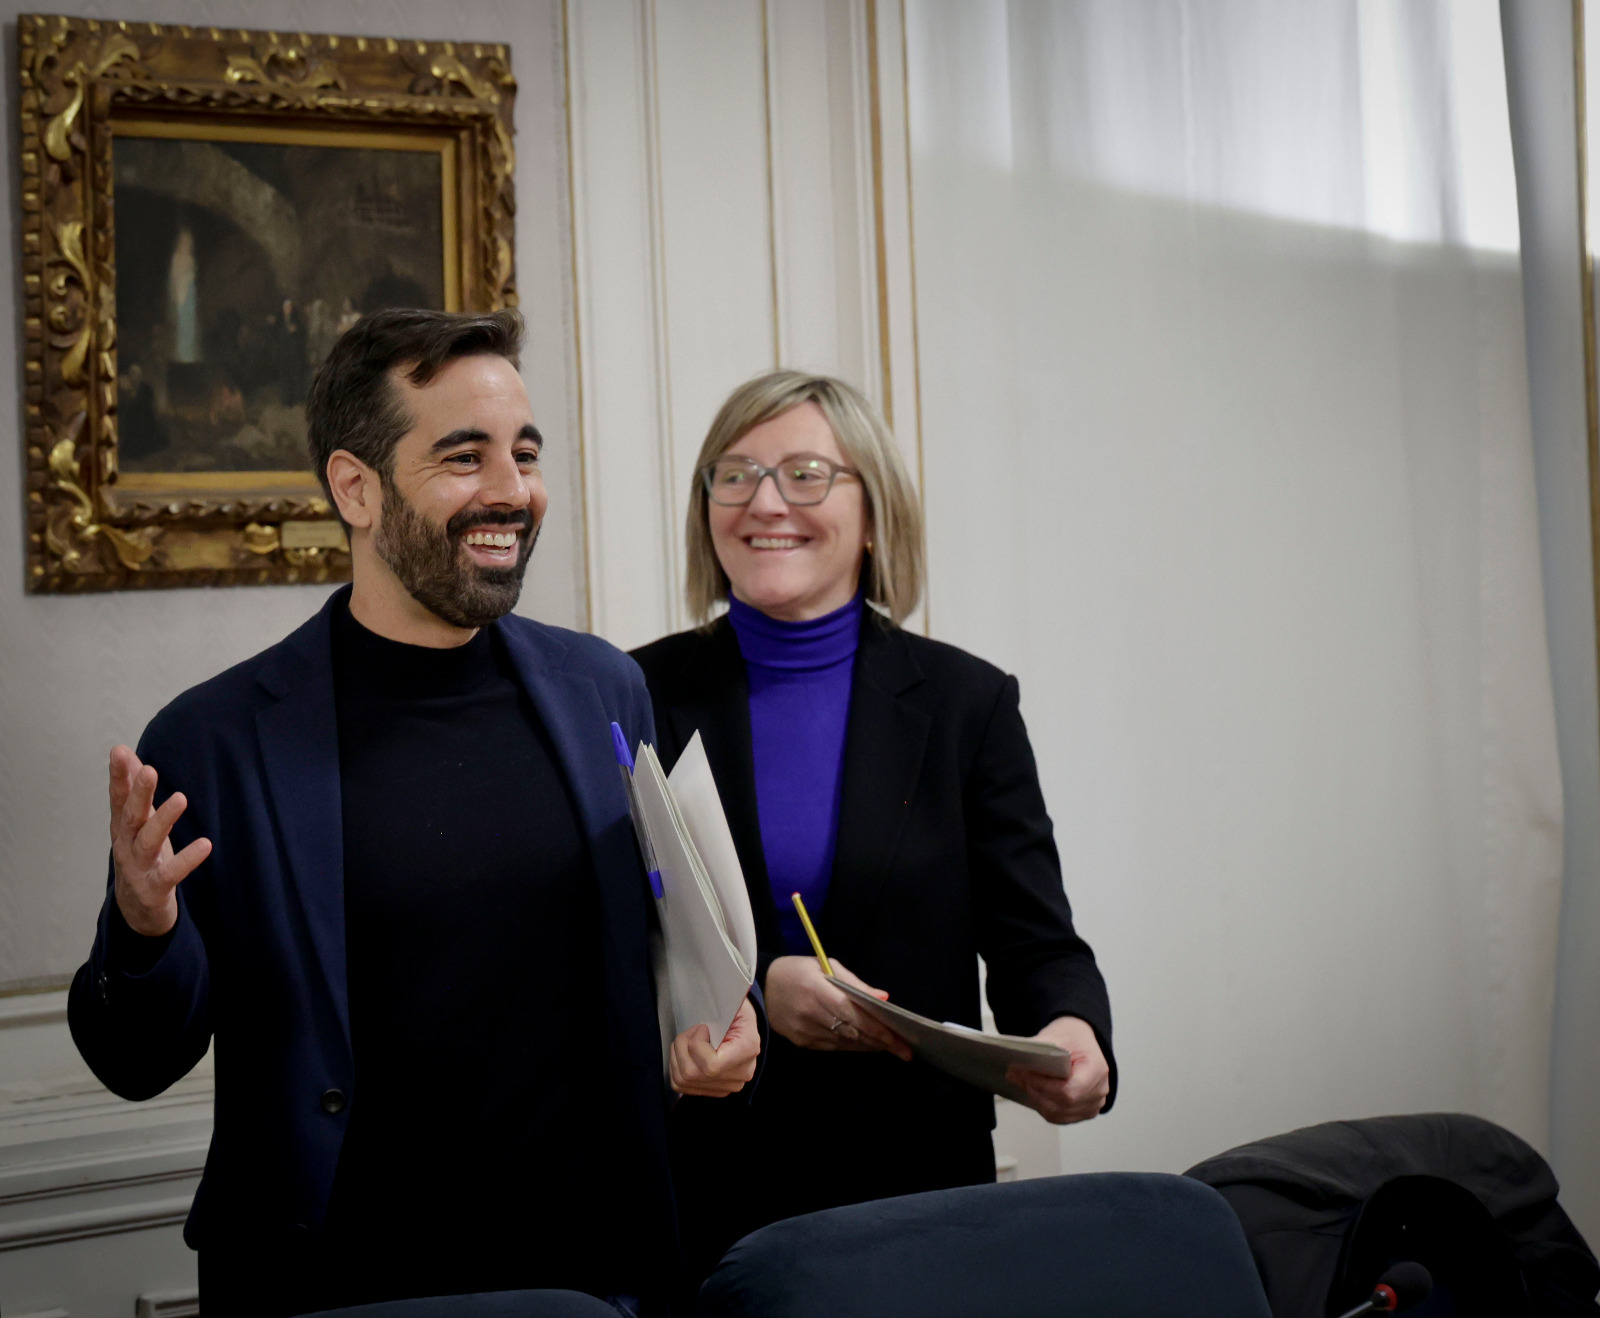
[320,1088,346,1115]
[97,972,109,1004]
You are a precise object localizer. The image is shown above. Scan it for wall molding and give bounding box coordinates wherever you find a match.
[0,991,69,1031]
[0,1051,211,1256]
[0,1194,194,1253]
[562,0,924,649]
[638,0,683,638]
[0,977,72,1005]
[137,1290,201,1318]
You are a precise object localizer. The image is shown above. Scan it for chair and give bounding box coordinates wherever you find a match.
[1185,1113,1600,1317]
[301,1291,623,1318]
[698,1172,1273,1317]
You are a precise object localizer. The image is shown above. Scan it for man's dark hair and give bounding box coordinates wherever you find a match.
[305,307,525,506]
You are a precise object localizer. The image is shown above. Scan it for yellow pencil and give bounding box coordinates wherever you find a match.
[791,892,833,978]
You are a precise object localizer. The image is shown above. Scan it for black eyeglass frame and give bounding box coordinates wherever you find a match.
[699,452,860,507]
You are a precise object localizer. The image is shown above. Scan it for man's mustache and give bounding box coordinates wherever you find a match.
[446,508,536,537]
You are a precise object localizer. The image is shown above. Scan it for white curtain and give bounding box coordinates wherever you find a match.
[906,0,1563,1173]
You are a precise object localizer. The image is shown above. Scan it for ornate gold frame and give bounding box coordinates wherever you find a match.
[18,15,516,591]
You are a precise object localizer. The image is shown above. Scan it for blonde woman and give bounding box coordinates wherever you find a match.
[631,371,1114,1276]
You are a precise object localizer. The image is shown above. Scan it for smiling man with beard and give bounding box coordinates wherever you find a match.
[68,309,761,1317]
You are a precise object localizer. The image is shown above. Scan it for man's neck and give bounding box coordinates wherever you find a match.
[348,553,479,649]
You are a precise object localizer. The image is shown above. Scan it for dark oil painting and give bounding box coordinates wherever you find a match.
[112,136,447,475]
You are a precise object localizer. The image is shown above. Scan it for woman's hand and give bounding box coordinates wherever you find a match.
[764,955,912,1060]
[1005,1015,1110,1124]
[670,996,761,1097]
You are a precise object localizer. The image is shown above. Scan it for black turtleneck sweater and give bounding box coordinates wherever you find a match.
[319,598,620,1303]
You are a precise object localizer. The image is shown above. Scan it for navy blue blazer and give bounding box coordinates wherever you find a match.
[68,589,674,1281]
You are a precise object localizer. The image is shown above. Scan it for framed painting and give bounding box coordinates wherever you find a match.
[19,15,516,591]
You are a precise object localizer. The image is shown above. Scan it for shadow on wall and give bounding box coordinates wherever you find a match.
[914,162,1557,1215]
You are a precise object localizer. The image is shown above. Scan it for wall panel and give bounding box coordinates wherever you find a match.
[568,0,896,648]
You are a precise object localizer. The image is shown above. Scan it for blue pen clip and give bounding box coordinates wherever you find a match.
[611,722,664,900]
[611,720,635,771]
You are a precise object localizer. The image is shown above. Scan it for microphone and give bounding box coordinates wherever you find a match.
[1332,1262,1434,1318]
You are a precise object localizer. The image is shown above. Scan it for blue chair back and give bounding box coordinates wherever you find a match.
[302,1291,620,1318]
[699,1172,1273,1318]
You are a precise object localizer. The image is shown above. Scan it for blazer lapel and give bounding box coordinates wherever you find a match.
[496,621,671,1080]
[499,626,626,847]
[823,618,931,954]
[255,598,349,1050]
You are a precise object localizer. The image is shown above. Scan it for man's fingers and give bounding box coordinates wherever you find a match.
[120,764,158,841]
[108,747,140,823]
[134,789,188,865]
[164,836,213,886]
[669,1020,754,1096]
[676,1024,736,1077]
[668,1024,710,1093]
[136,786,186,850]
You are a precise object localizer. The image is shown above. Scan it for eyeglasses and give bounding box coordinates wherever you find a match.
[700,453,859,507]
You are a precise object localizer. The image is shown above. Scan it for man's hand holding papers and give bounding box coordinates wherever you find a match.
[670,996,761,1096]
[613,727,765,1092]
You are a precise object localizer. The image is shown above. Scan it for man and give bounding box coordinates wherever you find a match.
[68,309,760,1316]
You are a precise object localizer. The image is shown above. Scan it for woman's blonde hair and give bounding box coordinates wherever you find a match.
[686,371,925,626]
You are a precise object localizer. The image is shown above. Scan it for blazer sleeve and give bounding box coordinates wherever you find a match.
[67,718,214,1102]
[968,674,1118,1108]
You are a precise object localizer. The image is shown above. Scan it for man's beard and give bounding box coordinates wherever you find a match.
[373,480,538,629]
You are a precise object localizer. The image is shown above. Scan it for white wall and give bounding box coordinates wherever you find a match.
[0,0,584,990]
[905,0,1569,1191]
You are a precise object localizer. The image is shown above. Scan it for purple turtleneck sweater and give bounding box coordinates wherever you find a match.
[727,592,864,954]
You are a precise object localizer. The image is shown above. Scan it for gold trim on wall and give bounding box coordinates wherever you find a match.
[1576,0,1600,697]
[19,14,517,593]
[865,0,894,430]
[560,0,595,633]
[896,0,927,635]
[638,0,682,634]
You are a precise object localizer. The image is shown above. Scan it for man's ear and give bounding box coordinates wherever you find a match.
[326,451,381,531]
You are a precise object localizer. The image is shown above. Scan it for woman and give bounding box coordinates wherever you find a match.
[631,371,1114,1275]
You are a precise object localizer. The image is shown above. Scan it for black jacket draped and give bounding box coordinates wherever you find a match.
[631,610,1114,1271]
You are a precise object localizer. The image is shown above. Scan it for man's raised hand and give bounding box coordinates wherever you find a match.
[109,745,212,938]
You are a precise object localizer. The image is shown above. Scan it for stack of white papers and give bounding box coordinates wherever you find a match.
[831,980,1070,1104]
[624,732,759,1060]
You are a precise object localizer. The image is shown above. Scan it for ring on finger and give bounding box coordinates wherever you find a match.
[829,1018,846,1033]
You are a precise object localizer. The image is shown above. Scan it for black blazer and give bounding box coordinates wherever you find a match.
[632,611,1114,1256]
[69,589,680,1297]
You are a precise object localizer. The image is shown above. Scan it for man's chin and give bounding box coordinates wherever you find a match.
[468,565,526,587]
[455,550,531,589]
